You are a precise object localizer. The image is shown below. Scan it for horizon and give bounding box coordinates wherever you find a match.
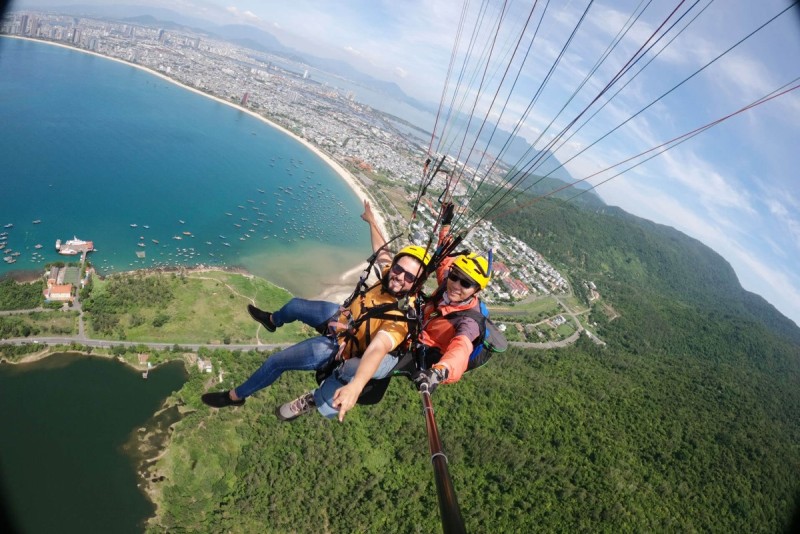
[5,0,800,326]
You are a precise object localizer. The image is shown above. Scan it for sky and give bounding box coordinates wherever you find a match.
[7,0,800,326]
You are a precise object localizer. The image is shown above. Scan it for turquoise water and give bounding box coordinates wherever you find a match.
[0,353,187,533]
[0,37,369,295]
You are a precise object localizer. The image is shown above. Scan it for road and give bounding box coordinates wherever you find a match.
[0,335,292,352]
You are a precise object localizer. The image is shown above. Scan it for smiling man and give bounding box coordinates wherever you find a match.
[201,201,429,411]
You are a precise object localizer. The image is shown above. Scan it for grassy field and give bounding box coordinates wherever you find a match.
[0,310,79,337]
[87,271,317,344]
[490,296,562,323]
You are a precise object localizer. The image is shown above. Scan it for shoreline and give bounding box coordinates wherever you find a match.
[3,36,389,235]
[3,36,388,300]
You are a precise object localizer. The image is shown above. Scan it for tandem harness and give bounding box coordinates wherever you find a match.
[314,283,420,405]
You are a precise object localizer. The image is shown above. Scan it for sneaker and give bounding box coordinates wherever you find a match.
[201,391,245,408]
[247,304,276,332]
[276,392,316,421]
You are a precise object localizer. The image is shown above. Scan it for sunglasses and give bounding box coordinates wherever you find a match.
[391,263,418,284]
[448,272,476,289]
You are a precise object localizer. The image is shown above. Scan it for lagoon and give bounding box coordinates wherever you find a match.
[0,353,187,533]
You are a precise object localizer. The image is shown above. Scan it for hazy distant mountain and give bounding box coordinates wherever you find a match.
[37,3,214,30]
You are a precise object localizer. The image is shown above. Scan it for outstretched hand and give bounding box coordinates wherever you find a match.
[332,382,362,422]
[361,199,376,226]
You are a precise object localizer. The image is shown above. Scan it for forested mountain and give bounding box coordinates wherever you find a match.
[152,193,800,533]
[493,196,800,348]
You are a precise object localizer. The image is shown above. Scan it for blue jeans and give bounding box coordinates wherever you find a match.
[271,298,340,329]
[234,335,339,399]
[313,352,400,418]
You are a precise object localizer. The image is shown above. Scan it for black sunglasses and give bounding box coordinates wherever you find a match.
[391,263,417,284]
[448,271,476,289]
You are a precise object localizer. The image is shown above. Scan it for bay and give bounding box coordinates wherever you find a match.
[0,353,187,533]
[0,37,369,295]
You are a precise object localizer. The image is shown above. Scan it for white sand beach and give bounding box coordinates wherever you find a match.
[8,36,392,300]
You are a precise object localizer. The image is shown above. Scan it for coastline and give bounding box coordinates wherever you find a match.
[3,36,389,237]
[4,36,386,301]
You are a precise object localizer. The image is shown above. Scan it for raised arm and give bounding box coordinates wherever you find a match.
[361,200,392,266]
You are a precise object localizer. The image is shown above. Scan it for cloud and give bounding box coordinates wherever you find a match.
[225,5,262,23]
[343,45,363,57]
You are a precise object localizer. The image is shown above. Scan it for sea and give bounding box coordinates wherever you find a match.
[0,36,370,296]
[0,36,376,533]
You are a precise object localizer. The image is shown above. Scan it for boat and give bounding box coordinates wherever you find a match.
[178,220,185,224]
[57,236,94,255]
[34,244,42,249]
[138,243,146,247]
[143,225,150,229]
[3,223,13,228]
[182,231,192,236]
[173,236,183,240]
[32,220,41,224]
[130,223,137,228]
[222,242,231,247]
[152,239,160,244]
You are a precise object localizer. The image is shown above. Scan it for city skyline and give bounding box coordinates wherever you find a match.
[5,0,800,326]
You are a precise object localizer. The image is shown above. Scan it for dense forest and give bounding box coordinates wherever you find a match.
[0,278,44,310]
[148,193,800,533]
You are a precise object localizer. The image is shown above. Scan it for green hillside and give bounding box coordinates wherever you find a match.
[146,194,800,532]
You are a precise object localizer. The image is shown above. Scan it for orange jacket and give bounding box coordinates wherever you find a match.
[418,256,481,383]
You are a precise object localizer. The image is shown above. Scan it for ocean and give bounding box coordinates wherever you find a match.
[0,37,370,296]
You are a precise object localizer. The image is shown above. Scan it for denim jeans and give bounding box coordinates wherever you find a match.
[234,335,339,399]
[271,298,340,329]
[313,352,400,418]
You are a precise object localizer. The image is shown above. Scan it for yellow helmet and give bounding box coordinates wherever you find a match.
[452,253,490,289]
[395,245,431,266]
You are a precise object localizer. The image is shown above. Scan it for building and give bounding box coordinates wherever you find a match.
[492,261,511,279]
[45,283,73,302]
[504,277,530,298]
